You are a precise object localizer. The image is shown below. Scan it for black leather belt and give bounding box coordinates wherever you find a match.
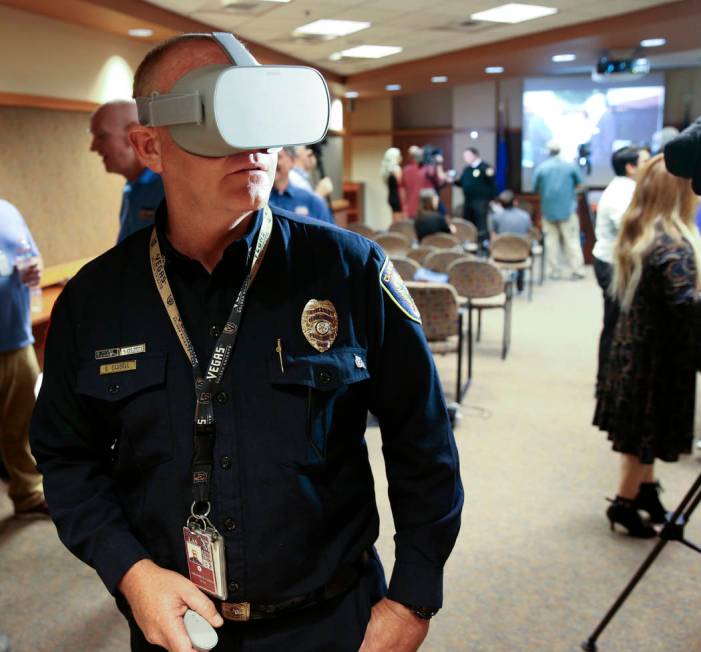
[217,551,371,622]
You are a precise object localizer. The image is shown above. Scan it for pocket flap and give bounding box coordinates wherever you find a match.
[269,347,369,391]
[76,352,168,402]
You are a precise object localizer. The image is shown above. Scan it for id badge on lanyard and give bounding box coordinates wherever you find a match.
[150,206,274,600]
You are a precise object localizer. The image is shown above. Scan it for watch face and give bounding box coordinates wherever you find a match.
[412,606,438,620]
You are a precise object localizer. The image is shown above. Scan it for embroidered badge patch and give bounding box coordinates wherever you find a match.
[379,257,421,324]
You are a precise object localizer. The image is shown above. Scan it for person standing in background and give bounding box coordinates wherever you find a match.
[270,147,335,224]
[0,199,47,517]
[592,146,649,394]
[401,145,439,219]
[380,147,404,221]
[533,141,585,280]
[89,100,164,243]
[455,147,496,245]
[594,155,700,537]
[289,145,334,200]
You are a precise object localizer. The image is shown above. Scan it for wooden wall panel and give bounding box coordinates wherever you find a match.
[0,106,123,266]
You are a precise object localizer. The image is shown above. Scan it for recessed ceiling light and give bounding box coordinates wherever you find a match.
[472,3,557,24]
[338,45,403,59]
[128,28,154,38]
[485,66,505,74]
[641,38,666,48]
[552,53,576,62]
[385,84,401,92]
[345,91,359,98]
[294,19,370,38]
[470,131,479,139]
[431,75,448,83]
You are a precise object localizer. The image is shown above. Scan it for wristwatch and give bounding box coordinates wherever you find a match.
[406,605,439,620]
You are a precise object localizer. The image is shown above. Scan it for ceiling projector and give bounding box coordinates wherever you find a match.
[592,53,650,82]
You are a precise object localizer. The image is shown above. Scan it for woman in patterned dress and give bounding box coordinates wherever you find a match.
[594,154,701,537]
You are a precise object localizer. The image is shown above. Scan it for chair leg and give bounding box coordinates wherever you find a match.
[502,297,512,360]
[539,245,546,285]
[456,311,463,403]
[528,261,534,301]
[477,309,482,342]
[466,303,474,387]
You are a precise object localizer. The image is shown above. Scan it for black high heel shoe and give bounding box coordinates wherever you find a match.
[634,481,669,525]
[606,496,656,538]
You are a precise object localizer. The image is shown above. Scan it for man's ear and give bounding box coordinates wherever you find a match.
[128,124,163,174]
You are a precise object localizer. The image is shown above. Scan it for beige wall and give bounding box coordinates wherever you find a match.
[665,68,701,126]
[0,4,150,103]
[1,107,124,267]
[347,98,393,229]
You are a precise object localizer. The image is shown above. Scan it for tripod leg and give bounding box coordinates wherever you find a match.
[583,471,701,650]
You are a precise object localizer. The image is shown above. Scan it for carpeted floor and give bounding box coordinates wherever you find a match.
[2,269,701,651]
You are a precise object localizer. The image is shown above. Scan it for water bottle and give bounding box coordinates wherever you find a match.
[15,239,43,313]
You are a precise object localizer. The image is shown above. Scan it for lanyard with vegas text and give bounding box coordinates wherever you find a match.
[149,205,273,513]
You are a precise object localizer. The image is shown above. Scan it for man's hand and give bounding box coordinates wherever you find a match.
[359,598,430,652]
[315,177,334,198]
[18,260,41,287]
[118,559,224,652]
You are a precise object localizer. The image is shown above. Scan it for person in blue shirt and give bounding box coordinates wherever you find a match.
[89,101,165,243]
[533,141,586,280]
[31,34,461,652]
[0,199,47,517]
[269,147,335,224]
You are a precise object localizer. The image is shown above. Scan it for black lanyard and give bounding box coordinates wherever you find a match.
[149,206,273,513]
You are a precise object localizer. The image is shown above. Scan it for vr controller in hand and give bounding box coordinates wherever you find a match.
[664,118,701,195]
[136,32,330,157]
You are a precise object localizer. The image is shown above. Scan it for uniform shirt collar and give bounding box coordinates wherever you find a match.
[471,159,482,168]
[154,200,264,278]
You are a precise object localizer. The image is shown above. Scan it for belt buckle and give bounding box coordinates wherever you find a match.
[222,601,251,622]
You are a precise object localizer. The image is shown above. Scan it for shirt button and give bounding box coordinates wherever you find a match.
[224,517,236,531]
[221,456,232,470]
[107,384,120,395]
[209,325,220,337]
[318,370,332,385]
[228,581,240,593]
[215,391,229,405]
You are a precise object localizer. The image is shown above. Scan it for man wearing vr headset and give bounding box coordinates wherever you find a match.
[30,32,462,652]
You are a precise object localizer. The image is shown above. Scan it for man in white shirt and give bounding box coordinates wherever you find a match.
[593,145,649,392]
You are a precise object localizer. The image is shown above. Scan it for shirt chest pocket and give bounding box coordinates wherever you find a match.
[76,352,173,470]
[268,347,370,467]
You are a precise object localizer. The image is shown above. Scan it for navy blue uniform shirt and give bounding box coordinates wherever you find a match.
[269,183,334,225]
[30,201,462,610]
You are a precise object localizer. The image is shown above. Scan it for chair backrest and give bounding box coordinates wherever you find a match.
[451,218,478,244]
[346,223,376,237]
[422,232,461,250]
[390,256,421,281]
[448,259,504,299]
[373,232,411,255]
[491,234,530,262]
[389,220,417,242]
[406,245,437,266]
[406,282,459,341]
[424,250,470,273]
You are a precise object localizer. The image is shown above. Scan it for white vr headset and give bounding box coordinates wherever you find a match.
[135,32,330,157]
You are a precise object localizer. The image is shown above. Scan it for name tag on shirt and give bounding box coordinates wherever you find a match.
[99,360,137,375]
[95,344,146,360]
[294,206,310,216]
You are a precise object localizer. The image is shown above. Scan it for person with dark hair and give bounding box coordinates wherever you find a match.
[592,145,649,393]
[414,188,455,242]
[491,191,532,292]
[270,147,334,224]
[455,147,496,244]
